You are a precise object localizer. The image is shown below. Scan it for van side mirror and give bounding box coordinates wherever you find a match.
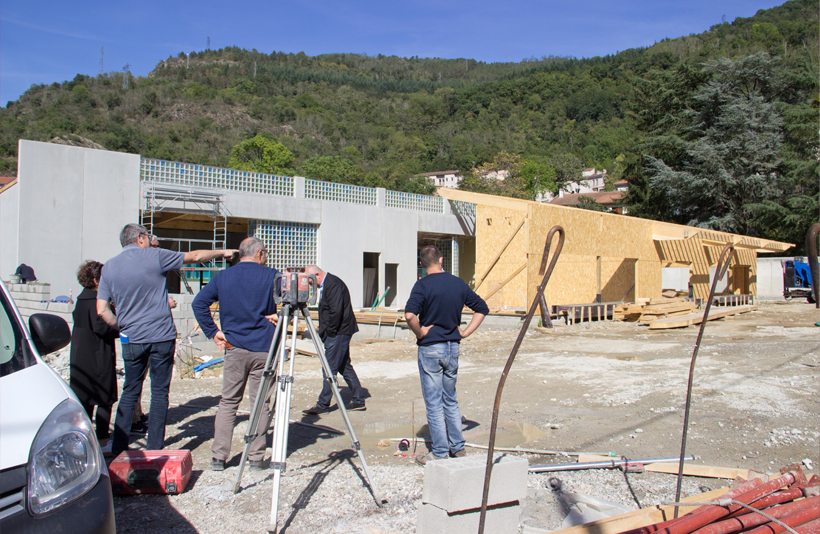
[29,314,71,355]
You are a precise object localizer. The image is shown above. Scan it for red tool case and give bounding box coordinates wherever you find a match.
[108,450,193,496]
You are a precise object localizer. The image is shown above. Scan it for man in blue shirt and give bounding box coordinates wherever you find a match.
[98,223,235,455]
[192,237,280,471]
[405,245,488,465]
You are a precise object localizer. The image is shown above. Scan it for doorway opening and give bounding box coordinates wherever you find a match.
[363,252,380,307]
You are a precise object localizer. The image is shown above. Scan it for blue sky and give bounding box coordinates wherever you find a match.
[1,0,784,107]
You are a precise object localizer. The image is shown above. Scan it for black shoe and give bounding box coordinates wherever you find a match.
[211,458,225,471]
[347,402,366,411]
[249,460,267,471]
[302,404,330,415]
[130,422,148,435]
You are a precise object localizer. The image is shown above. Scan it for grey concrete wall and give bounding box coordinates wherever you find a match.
[757,256,791,299]
[11,141,473,310]
[0,184,19,280]
[16,140,140,297]
[318,203,420,308]
[662,267,689,292]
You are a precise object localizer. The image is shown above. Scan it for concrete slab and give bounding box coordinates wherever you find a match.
[422,453,528,512]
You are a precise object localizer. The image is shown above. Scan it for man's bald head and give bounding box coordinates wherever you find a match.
[305,265,326,284]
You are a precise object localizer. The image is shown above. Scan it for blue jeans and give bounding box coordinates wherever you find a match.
[317,334,364,408]
[112,340,175,452]
[418,342,464,458]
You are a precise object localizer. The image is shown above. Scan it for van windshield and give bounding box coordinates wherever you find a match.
[0,292,35,377]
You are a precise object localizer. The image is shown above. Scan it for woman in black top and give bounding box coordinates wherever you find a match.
[69,260,119,447]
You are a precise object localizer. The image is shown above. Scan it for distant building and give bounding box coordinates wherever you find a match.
[549,190,628,214]
[539,167,608,202]
[416,170,462,188]
[614,180,628,192]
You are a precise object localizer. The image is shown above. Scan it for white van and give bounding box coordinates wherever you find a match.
[0,281,115,532]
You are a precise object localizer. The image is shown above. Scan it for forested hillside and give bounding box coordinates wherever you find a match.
[1,0,817,248]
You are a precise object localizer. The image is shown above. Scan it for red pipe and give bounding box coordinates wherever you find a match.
[691,496,819,534]
[725,490,805,518]
[742,504,820,534]
[618,478,766,534]
[625,472,803,534]
[794,519,819,534]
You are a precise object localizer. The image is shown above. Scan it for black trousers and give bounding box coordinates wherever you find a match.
[317,334,364,407]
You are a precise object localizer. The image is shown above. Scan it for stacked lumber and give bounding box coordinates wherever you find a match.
[307,308,407,326]
[637,300,699,325]
[648,304,757,330]
[614,297,697,323]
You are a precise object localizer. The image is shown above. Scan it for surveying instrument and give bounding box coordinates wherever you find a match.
[232,270,383,532]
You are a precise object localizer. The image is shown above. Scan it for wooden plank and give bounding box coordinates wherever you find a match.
[649,305,757,330]
[577,455,754,479]
[474,216,527,291]
[650,296,686,304]
[644,463,754,479]
[546,486,731,534]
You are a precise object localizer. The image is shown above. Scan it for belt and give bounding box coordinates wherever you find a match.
[224,341,234,349]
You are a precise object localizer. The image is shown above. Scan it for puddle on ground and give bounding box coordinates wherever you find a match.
[468,422,545,448]
[587,354,644,361]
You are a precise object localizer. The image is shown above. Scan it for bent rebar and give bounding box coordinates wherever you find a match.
[477,225,565,534]
[674,242,736,518]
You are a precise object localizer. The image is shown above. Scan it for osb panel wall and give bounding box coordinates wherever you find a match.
[657,238,758,299]
[531,253,597,305]
[526,204,660,304]
[601,257,637,302]
[475,205,529,308]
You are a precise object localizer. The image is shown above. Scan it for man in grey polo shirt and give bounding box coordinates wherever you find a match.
[98,223,235,454]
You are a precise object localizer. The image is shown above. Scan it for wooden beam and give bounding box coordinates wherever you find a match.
[482,262,526,302]
[648,305,757,330]
[475,216,527,291]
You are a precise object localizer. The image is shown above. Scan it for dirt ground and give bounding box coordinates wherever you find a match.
[110,301,819,533]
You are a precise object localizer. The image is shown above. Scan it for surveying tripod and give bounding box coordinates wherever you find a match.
[232,271,383,533]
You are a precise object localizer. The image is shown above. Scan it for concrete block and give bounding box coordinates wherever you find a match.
[417,501,520,534]
[422,454,528,512]
[46,302,74,313]
[19,301,50,311]
[9,291,48,303]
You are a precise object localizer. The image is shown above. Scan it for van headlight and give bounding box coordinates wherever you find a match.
[28,399,104,515]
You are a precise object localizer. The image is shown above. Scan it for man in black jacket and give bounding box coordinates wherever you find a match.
[302,265,366,414]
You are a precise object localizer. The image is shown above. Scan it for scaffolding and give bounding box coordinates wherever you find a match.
[141,181,229,272]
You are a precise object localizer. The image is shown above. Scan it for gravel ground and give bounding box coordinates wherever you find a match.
[88,301,818,533]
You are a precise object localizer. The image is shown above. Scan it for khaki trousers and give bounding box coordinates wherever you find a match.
[212,347,273,462]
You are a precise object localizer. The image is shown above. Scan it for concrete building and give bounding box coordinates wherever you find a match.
[415,170,462,189]
[1,141,477,308]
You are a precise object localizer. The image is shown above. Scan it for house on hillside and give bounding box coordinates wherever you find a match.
[415,170,462,188]
[549,190,628,214]
[539,167,608,202]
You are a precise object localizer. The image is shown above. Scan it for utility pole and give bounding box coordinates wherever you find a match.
[122,64,131,89]
[186,53,189,69]
[207,36,210,50]
[254,61,257,78]
[99,47,104,76]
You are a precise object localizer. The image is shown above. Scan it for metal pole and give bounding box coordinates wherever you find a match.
[478,226,565,534]
[673,243,736,519]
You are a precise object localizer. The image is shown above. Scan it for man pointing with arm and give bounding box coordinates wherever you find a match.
[97,223,235,455]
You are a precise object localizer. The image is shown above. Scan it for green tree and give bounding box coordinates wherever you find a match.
[646,54,791,236]
[228,135,295,175]
[298,155,365,184]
